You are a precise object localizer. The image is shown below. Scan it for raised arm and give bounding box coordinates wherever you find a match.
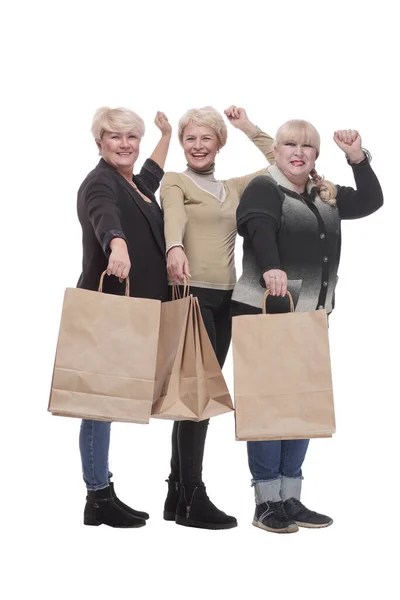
[149,111,172,170]
[224,105,275,196]
[333,130,384,219]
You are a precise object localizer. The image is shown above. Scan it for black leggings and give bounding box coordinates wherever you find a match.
[168,286,232,485]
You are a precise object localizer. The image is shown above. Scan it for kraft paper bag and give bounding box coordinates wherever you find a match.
[152,289,234,421]
[232,291,335,440]
[48,273,161,424]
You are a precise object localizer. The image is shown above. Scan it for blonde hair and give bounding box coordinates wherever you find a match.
[178,106,228,149]
[275,119,337,205]
[91,106,145,141]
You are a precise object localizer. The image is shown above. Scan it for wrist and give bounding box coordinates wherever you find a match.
[110,237,127,250]
[167,244,184,254]
[161,131,172,139]
[346,151,365,164]
[242,122,259,136]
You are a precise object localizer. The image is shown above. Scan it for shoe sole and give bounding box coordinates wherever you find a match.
[163,511,176,521]
[175,516,238,530]
[84,521,146,528]
[252,519,299,534]
[295,519,333,529]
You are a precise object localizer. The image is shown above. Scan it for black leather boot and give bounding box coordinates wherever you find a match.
[175,484,237,530]
[163,479,180,521]
[84,485,146,528]
[109,482,149,520]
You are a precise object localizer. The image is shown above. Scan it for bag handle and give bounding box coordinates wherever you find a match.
[263,290,294,314]
[98,270,130,297]
[171,277,191,300]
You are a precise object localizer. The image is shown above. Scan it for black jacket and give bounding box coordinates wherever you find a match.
[77,157,168,301]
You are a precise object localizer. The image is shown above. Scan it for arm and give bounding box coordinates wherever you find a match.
[85,177,126,256]
[85,177,130,279]
[333,129,384,219]
[150,111,172,170]
[237,176,287,296]
[160,174,190,282]
[336,159,384,219]
[135,112,172,194]
[224,105,275,196]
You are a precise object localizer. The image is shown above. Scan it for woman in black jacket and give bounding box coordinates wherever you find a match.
[77,106,171,528]
[232,121,383,534]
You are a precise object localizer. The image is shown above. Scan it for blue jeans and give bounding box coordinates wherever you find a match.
[79,420,113,490]
[247,439,309,481]
[247,439,310,503]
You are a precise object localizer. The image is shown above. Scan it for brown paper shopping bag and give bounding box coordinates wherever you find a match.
[232,291,335,440]
[48,272,161,424]
[152,285,234,421]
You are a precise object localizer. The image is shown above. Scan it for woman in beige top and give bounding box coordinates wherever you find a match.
[160,105,275,530]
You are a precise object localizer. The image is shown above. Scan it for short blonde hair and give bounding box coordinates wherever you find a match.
[275,119,336,205]
[178,106,227,149]
[91,106,145,141]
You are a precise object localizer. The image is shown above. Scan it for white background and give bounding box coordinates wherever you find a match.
[2,1,398,598]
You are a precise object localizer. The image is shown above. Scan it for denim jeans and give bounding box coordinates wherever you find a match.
[247,439,310,481]
[79,419,113,490]
[248,439,309,502]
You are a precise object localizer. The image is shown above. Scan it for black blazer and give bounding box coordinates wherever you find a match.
[77,157,168,301]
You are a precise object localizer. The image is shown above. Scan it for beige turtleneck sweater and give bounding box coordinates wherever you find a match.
[160,129,275,290]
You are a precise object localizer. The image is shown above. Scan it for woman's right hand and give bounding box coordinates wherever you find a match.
[167,246,191,283]
[263,269,287,296]
[107,238,131,281]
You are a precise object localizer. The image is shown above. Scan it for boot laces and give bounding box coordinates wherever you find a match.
[270,501,287,520]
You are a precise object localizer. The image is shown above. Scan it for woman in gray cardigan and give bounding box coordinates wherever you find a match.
[231,120,383,534]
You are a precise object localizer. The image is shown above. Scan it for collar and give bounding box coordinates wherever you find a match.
[185,163,216,177]
[266,164,316,196]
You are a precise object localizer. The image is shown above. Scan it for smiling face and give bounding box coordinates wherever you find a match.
[274,139,317,185]
[274,120,320,189]
[182,123,220,171]
[97,129,140,172]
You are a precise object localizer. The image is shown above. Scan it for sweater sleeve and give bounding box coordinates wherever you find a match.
[245,216,281,274]
[160,173,188,252]
[236,175,283,234]
[336,158,384,219]
[237,175,283,280]
[227,129,276,197]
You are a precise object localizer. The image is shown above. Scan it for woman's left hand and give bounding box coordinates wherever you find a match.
[334,130,365,163]
[155,111,172,136]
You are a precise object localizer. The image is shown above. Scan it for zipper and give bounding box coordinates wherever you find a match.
[184,486,199,520]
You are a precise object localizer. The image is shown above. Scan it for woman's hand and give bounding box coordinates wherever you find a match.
[224,105,258,135]
[167,246,191,283]
[154,111,172,137]
[334,130,365,163]
[107,238,131,281]
[263,269,287,297]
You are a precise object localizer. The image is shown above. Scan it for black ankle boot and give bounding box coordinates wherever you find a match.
[109,482,149,520]
[163,479,180,521]
[175,484,237,530]
[84,486,146,528]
